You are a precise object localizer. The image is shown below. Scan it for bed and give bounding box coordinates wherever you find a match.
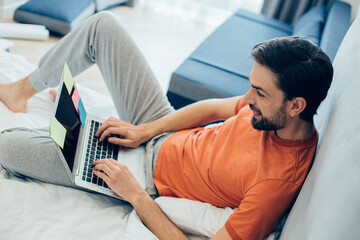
[0,50,280,240]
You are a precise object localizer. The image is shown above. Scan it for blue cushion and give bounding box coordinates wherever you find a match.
[167,59,251,109]
[190,15,290,80]
[320,1,351,62]
[170,59,251,100]
[94,0,127,11]
[235,9,293,34]
[14,0,95,36]
[292,4,326,45]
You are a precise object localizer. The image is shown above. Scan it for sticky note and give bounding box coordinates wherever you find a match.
[78,98,86,128]
[49,115,66,149]
[62,63,74,94]
[71,86,80,113]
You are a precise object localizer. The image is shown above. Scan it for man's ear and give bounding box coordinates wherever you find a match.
[289,97,306,118]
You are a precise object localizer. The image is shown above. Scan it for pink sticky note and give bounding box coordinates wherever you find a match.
[71,86,80,113]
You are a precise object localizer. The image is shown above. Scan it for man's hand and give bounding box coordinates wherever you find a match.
[95,117,152,148]
[93,158,189,240]
[95,97,240,149]
[93,158,232,240]
[92,158,144,202]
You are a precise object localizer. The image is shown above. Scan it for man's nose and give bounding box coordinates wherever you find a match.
[242,89,255,105]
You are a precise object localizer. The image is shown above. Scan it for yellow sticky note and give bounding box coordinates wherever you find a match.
[62,63,74,94]
[49,115,66,149]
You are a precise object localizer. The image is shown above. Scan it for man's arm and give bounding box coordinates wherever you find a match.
[92,159,232,240]
[212,227,233,239]
[96,96,240,148]
[131,191,232,240]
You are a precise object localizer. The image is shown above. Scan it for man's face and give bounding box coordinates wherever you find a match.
[249,101,287,130]
[243,62,289,131]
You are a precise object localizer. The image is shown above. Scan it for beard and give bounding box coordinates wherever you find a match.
[249,103,287,131]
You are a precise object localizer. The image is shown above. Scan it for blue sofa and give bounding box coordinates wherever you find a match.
[167,0,351,109]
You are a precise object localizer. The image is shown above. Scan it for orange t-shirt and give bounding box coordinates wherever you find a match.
[153,98,318,240]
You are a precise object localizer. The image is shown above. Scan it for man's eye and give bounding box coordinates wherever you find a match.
[257,91,265,97]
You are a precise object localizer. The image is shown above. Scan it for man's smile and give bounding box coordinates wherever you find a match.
[249,104,262,118]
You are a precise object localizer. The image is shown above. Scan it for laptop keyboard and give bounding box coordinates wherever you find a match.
[82,120,119,189]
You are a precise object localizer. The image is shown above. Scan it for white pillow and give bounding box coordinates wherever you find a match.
[155,197,284,240]
[155,196,235,237]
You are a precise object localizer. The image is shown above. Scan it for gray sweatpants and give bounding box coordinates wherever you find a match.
[0,12,174,196]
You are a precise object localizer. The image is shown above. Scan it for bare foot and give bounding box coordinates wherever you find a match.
[0,77,37,113]
[49,89,57,101]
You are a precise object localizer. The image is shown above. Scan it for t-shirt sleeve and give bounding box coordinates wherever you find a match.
[224,180,299,240]
[235,96,247,115]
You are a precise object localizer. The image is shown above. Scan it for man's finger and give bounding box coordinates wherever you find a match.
[95,120,111,137]
[108,137,135,148]
[93,158,116,170]
[93,170,111,184]
[94,165,112,178]
[99,127,121,142]
[96,118,117,137]
[107,158,125,167]
[96,118,129,137]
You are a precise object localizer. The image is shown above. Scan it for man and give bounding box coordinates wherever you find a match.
[0,12,333,240]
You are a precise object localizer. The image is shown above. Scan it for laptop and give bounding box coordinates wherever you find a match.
[49,63,146,199]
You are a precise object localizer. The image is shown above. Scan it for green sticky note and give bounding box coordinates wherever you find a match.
[62,63,74,94]
[49,115,67,149]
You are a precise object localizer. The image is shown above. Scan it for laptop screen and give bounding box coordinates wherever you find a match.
[55,83,81,171]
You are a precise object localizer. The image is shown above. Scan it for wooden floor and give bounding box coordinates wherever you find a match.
[1,0,261,95]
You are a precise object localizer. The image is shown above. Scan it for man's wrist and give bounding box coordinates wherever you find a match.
[128,188,151,208]
[140,121,164,140]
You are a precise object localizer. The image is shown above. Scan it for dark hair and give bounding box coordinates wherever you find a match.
[250,36,333,122]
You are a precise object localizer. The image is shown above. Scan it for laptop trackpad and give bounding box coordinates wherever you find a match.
[117,146,146,188]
